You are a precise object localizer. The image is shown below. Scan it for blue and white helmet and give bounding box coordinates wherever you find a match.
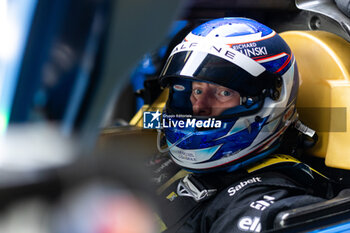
[158,17,299,172]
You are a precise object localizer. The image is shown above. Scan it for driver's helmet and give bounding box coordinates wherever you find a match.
[159,17,299,172]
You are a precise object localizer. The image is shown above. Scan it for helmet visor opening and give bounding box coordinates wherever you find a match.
[166,79,265,119]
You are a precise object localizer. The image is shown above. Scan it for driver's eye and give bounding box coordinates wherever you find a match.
[220,90,231,97]
[194,89,202,95]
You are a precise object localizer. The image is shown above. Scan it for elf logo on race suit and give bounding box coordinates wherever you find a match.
[250,195,275,211]
[238,216,261,232]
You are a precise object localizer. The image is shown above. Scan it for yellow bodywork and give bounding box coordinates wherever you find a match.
[281,31,350,170]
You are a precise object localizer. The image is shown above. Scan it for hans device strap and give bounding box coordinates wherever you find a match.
[156,154,330,233]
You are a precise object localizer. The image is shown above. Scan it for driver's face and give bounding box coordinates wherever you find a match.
[190,82,241,116]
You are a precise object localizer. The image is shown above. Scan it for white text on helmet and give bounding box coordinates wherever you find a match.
[170,41,266,77]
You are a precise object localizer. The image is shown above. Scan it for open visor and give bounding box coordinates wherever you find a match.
[165,78,265,118]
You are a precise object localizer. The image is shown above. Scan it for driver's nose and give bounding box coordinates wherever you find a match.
[192,92,212,116]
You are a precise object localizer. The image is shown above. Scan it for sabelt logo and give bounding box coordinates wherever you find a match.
[227,177,262,196]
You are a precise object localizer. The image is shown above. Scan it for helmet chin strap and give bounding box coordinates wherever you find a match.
[157,129,195,153]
